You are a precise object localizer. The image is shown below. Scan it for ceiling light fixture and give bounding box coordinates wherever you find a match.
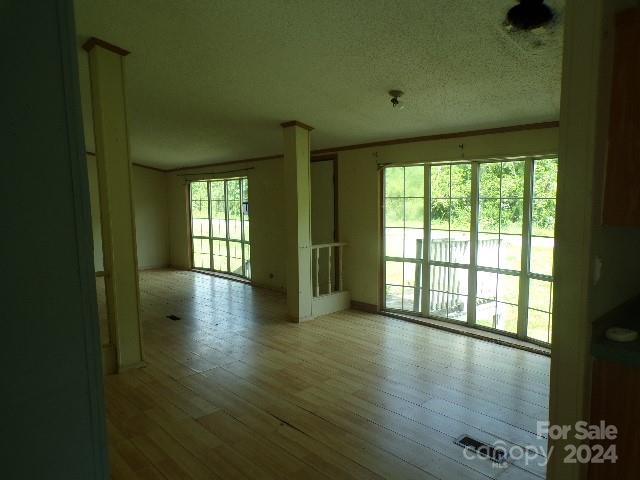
[505,0,554,31]
[389,90,405,109]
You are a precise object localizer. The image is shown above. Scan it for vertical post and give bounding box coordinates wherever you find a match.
[83,37,143,372]
[421,164,431,316]
[207,181,213,271]
[517,158,534,339]
[468,162,479,326]
[414,239,423,312]
[327,246,333,293]
[282,120,314,320]
[338,244,344,291]
[188,182,195,269]
[240,178,246,278]
[314,249,320,297]
[223,180,231,273]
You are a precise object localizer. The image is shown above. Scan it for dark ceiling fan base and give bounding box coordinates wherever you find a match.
[507,0,554,31]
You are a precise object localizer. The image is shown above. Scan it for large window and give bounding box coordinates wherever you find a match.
[383,157,557,344]
[384,166,424,311]
[190,177,251,279]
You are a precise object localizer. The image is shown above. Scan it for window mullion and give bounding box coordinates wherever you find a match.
[448,167,454,318]
[207,181,213,272]
[224,180,231,273]
[381,170,387,310]
[240,179,246,277]
[421,165,431,316]
[401,168,406,301]
[517,158,534,339]
[189,183,195,269]
[468,162,479,327]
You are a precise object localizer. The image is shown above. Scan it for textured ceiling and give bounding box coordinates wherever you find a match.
[74,0,564,169]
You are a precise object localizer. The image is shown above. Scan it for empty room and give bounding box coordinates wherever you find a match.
[4,1,640,479]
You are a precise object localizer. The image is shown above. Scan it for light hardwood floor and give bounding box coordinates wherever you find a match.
[99,269,551,479]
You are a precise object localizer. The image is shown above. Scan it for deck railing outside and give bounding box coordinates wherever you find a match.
[387,237,501,317]
[429,238,500,315]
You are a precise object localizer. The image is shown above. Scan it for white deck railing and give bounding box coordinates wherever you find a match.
[424,237,501,316]
[311,242,346,297]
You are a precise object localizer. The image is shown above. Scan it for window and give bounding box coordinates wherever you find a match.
[382,157,558,344]
[527,158,557,343]
[475,161,525,334]
[190,177,250,279]
[384,166,424,312]
[428,163,472,322]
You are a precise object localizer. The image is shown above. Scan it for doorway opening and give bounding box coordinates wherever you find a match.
[382,157,558,346]
[189,177,251,280]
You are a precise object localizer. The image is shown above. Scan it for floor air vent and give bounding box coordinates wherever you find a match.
[455,435,507,464]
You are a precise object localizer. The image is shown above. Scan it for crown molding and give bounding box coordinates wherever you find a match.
[311,121,559,155]
[88,121,559,173]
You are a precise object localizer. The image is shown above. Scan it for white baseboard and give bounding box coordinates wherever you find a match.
[311,291,351,318]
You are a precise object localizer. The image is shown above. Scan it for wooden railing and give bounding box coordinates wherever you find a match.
[311,242,346,297]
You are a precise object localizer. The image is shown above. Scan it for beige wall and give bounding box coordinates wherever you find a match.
[87,155,170,271]
[166,159,287,291]
[311,160,335,244]
[337,126,560,306]
[132,166,170,269]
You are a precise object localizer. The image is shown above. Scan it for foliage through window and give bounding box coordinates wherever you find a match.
[190,178,251,279]
[383,158,557,344]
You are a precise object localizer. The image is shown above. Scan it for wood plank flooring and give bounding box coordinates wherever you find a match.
[99,269,550,479]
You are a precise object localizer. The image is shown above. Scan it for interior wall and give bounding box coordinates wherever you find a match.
[311,160,335,244]
[132,166,170,269]
[167,159,287,291]
[589,0,640,318]
[2,0,108,476]
[87,155,169,271]
[337,126,560,307]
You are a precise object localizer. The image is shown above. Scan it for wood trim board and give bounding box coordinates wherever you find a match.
[281,120,315,131]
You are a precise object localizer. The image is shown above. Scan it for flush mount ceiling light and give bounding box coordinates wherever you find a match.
[389,90,405,109]
[505,0,554,31]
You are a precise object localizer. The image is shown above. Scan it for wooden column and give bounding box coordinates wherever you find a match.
[282,121,314,321]
[83,37,143,371]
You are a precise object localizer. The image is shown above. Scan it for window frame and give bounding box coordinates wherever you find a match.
[188,177,251,280]
[381,155,556,346]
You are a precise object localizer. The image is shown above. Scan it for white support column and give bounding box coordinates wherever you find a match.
[281,120,314,321]
[83,37,143,372]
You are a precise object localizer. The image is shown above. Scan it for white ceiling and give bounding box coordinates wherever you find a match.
[74,0,564,170]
